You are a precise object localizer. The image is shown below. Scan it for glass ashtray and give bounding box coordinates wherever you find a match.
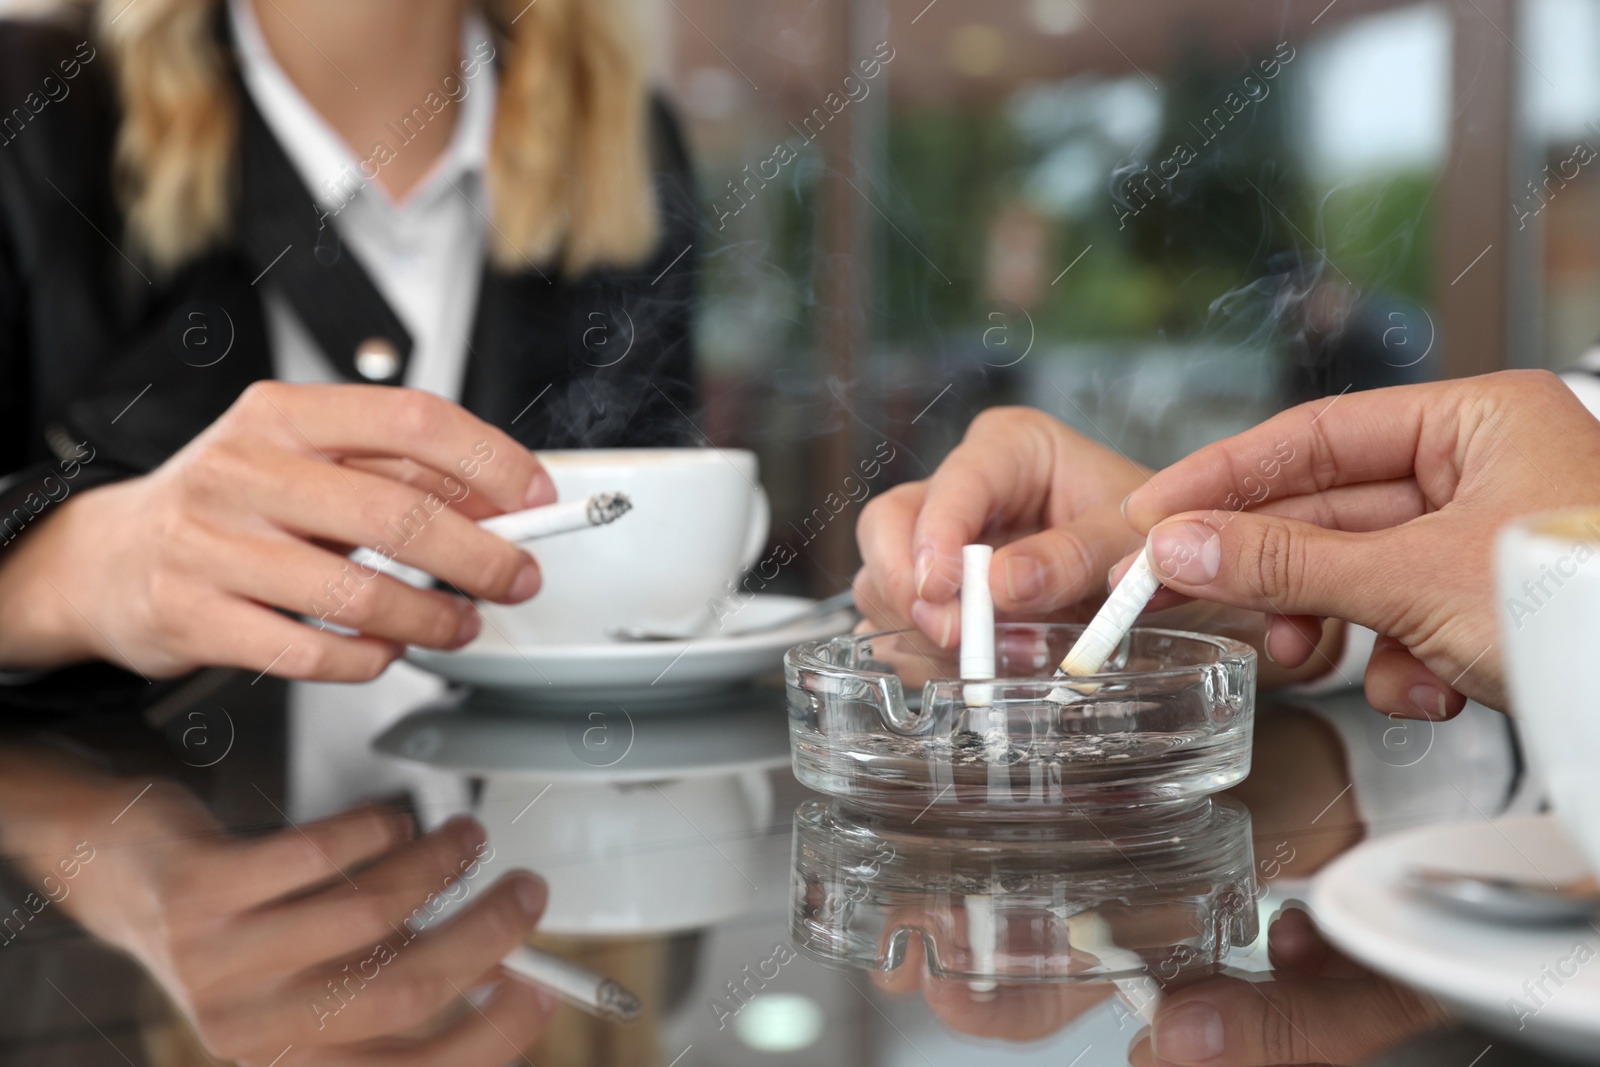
[790,797,1259,989]
[784,623,1256,816]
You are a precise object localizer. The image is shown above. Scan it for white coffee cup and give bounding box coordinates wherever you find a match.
[498,448,769,643]
[1496,509,1600,870]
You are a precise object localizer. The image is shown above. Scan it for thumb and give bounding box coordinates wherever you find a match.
[1141,973,1447,1066]
[1146,511,1405,628]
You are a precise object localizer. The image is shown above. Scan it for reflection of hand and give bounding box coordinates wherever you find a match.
[1128,906,1447,1066]
[1123,370,1600,717]
[854,407,1148,647]
[0,382,555,680]
[871,903,1111,1041]
[3,756,556,1066]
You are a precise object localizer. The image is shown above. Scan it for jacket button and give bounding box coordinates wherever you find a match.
[354,338,400,381]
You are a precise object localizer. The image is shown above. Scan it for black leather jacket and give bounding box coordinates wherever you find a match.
[0,16,699,716]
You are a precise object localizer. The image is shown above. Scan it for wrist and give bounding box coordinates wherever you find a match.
[0,490,106,670]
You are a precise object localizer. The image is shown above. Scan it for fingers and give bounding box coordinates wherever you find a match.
[1135,971,1448,1066]
[990,504,1141,615]
[341,977,559,1067]
[216,817,491,984]
[340,457,506,522]
[235,382,554,516]
[172,595,400,682]
[1144,511,1411,631]
[1124,385,1439,533]
[856,482,927,628]
[1264,613,1324,669]
[1252,477,1428,533]
[192,530,481,650]
[251,457,541,604]
[1266,903,1365,979]
[1363,635,1466,721]
[911,408,1144,605]
[291,872,548,1044]
[215,806,412,915]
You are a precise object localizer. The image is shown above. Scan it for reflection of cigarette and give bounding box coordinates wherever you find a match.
[479,492,633,543]
[406,882,641,1023]
[1065,911,1158,1025]
[965,890,999,996]
[1058,544,1161,677]
[502,945,642,1022]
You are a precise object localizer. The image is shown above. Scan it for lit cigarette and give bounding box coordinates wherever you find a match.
[1058,542,1161,678]
[1065,910,1159,1025]
[479,491,632,543]
[501,945,642,1022]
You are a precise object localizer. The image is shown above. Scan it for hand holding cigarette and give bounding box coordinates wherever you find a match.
[851,408,1149,648]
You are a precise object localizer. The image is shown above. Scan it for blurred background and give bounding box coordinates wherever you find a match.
[660,0,1600,595]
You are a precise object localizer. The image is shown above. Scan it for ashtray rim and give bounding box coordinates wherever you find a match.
[785,621,1257,689]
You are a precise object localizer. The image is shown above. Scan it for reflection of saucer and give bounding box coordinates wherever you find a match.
[371,686,790,781]
[406,594,852,704]
[1313,814,1600,1061]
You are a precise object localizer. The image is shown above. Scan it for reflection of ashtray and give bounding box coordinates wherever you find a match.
[784,624,1256,817]
[789,797,1259,988]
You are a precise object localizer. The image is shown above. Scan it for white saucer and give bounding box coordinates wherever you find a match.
[405,594,852,704]
[1312,814,1600,1061]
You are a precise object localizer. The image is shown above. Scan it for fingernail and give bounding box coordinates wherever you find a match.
[525,470,556,508]
[1120,494,1131,523]
[514,875,548,920]
[455,606,482,647]
[1148,521,1221,585]
[1154,1000,1225,1062]
[1004,555,1044,602]
[1409,684,1447,719]
[915,547,935,598]
[509,561,541,601]
[911,599,955,649]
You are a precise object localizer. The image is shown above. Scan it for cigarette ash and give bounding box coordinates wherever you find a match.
[585,491,633,526]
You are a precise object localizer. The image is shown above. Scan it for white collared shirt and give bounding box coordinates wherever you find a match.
[229,0,494,401]
[229,0,493,823]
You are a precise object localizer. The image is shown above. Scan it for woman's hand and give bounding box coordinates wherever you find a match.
[853,407,1150,647]
[0,382,556,681]
[1121,370,1600,718]
[0,752,557,1066]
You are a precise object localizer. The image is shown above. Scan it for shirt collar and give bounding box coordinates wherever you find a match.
[227,0,497,215]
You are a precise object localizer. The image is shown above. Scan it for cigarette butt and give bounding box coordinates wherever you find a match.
[1057,546,1161,678]
[1066,910,1159,1025]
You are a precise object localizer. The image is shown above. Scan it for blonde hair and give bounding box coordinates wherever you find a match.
[88,0,658,275]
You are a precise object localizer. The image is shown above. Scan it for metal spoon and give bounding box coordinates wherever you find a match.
[1406,867,1600,924]
[605,589,858,642]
